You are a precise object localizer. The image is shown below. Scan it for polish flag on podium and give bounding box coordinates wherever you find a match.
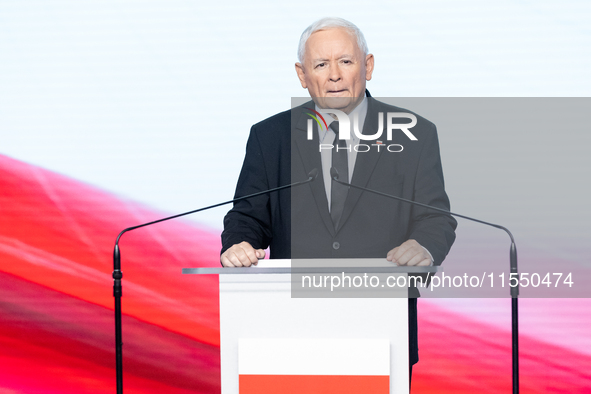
[238,338,390,394]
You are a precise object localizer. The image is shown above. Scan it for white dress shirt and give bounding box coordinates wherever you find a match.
[316,97,368,210]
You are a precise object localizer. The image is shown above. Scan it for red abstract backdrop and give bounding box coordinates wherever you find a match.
[1,153,590,393]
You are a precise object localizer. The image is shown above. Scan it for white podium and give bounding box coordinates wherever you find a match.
[183,260,437,394]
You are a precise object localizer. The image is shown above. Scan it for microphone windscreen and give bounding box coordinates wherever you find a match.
[308,168,319,181]
[330,167,339,180]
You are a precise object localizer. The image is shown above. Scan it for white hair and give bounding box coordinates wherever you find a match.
[297,17,369,63]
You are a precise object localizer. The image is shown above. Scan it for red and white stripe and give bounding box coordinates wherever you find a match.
[239,338,390,394]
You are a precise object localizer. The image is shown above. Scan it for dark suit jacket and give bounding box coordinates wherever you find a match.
[222,93,457,365]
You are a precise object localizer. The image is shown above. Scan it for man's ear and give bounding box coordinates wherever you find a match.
[365,54,375,81]
[295,62,308,89]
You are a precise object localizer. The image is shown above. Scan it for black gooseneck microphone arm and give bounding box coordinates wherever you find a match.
[330,167,519,394]
[112,169,318,394]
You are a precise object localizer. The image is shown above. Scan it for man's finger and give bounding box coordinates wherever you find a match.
[402,248,428,266]
[241,246,259,266]
[221,250,239,267]
[221,247,243,267]
[221,242,262,267]
[386,246,399,261]
[390,240,415,263]
[224,252,243,267]
[220,254,235,267]
[253,249,266,265]
[235,248,254,267]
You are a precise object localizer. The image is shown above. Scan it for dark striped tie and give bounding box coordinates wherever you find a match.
[330,121,349,230]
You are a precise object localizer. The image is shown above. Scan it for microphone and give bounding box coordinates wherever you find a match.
[112,168,318,394]
[329,167,340,182]
[331,167,520,394]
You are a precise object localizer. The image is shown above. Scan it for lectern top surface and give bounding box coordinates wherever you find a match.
[182,259,438,275]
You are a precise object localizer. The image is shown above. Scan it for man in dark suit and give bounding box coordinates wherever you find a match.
[221,17,456,374]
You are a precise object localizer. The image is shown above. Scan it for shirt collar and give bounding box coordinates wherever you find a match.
[315,97,368,141]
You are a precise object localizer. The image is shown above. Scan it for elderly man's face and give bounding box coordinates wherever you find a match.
[295,27,374,114]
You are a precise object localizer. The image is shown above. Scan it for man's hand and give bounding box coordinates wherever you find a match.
[386,239,432,266]
[220,241,266,267]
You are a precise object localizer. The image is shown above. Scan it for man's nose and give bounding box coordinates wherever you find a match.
[328,64,342,82]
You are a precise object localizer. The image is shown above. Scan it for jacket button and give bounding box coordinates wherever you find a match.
[332,241,340,250]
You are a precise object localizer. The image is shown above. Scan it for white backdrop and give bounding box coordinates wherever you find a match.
[2,0,590,230]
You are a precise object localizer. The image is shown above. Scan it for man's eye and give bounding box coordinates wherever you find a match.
[316,63,325,68]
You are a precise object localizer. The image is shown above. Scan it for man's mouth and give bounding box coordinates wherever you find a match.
[326,89,348,96]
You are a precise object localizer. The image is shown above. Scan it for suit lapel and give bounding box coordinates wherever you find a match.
[292,105,336,237]
[336,97,383,233]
